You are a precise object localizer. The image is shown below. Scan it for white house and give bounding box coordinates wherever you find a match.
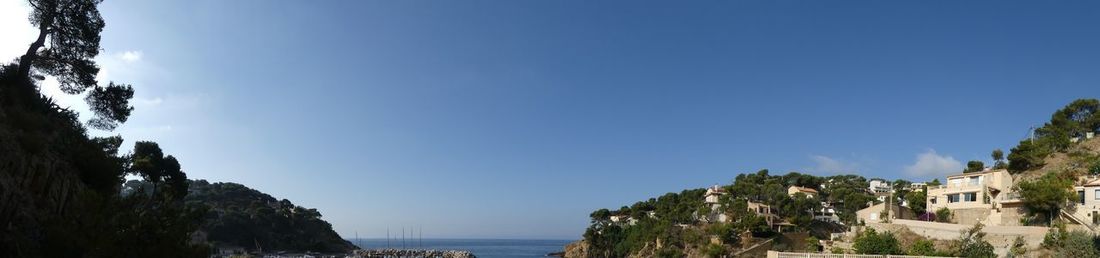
[699,185,731,223]
[869,179,892,193]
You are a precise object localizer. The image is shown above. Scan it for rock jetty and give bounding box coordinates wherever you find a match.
[353,249,476,258]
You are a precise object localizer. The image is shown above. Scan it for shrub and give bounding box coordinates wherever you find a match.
[935,208,953,223]
[908,239,937,256]
[1008,139,1050,173]
[1043,222,1067,248]
[1017,172,1075,220]
[1056,231,1100,257]
[656,245,684,258]
[852,228,902,255]
[804,236,821,252]
[1009,236,1027,257]
[1090,160,1100,175]
[955,224,995,258]
[702,243,726,258]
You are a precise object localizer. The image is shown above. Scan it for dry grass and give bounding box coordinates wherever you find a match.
[1014,137,1100,183]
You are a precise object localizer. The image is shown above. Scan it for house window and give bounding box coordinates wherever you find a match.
[930,197,937,204]
[1095,189,1100,200]
[948,194,960,203]
[1080,190,1086,204]
[969,176,980,185]
[963,192,977,202]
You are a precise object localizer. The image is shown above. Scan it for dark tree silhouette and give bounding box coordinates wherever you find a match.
[128,141,194,202]
[129,142,189,201]
[17,0,134,130]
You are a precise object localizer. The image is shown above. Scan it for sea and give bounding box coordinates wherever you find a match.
[347,238,574,258]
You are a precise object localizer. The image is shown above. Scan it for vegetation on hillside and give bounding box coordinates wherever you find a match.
[0,0,214,256]
[581,170,884,257]
[1008,99,1100,174]
[2,0,351,256]
[185,180,356,253]
[1015,172,1076,222]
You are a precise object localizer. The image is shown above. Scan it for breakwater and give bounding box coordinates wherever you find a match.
[353,249,476,258]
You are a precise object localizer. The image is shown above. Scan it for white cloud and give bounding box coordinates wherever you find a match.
[904,149,963,177]
[135,97,164,107]
[120,50,143,62]
[808,155,860,174]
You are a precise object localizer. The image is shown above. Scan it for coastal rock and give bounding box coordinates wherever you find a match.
[563,240,590,258]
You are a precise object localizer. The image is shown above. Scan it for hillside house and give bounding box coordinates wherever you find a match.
[909,182,927,192]
[705,185,727,205]
[926,169,1024,225]
[857,202,915,223]
[868,179,891,194]
[1068,177,1100,229]
[746,200,793,231]
[610,214,637,225]
[1071,132,1096,143]
[787,186,818,198]
[699,185,731,223]
[814,202,841,223]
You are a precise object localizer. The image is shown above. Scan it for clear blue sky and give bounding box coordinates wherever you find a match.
[2,0,1100,240]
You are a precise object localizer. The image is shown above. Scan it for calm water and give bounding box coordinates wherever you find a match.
[348,238,574,258]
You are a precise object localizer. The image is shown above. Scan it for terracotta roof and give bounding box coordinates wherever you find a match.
[791,186,819,193]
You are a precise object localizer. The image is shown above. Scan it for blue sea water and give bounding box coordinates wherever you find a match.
[347,238,574,258]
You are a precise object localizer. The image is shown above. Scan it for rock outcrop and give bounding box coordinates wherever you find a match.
[563,240,590,258]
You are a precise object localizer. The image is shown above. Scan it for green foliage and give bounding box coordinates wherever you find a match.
[1041,222,1100,257]
[184,180,356,253]
[591,208,611,222]
[935,207,953,223]
[1008,236,1027,257]
[17,0,137,130]
[820,174,875,224]
[702,243,727,257]
[1009,139,1051,173]
[0,67,204,256]
[852,228,902,255]
[954,223,995,258]
[1009,99,1100,174]
[1055,231,1100,257]
[656,245,685,258]
[1016,172,1075,218]
[85,82,134,130]
[907,239,937,256]
[992,149,1008,169]
[583,170,863,256]
[965,160,985,173]
[706,223,738,246]
[804,236,820,252]
[1091,160,1100,175]
[905,190,927,214]
[1043,221,1068,248]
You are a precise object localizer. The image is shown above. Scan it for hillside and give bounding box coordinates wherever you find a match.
[574,171,873,257]
[1015,136,1100,182]
[2,63,206,255]
[184,180,357,253]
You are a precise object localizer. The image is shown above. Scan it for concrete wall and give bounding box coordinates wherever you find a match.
[868,219,1048,257]
[995,205,1027,226]
[951,208,991,225]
